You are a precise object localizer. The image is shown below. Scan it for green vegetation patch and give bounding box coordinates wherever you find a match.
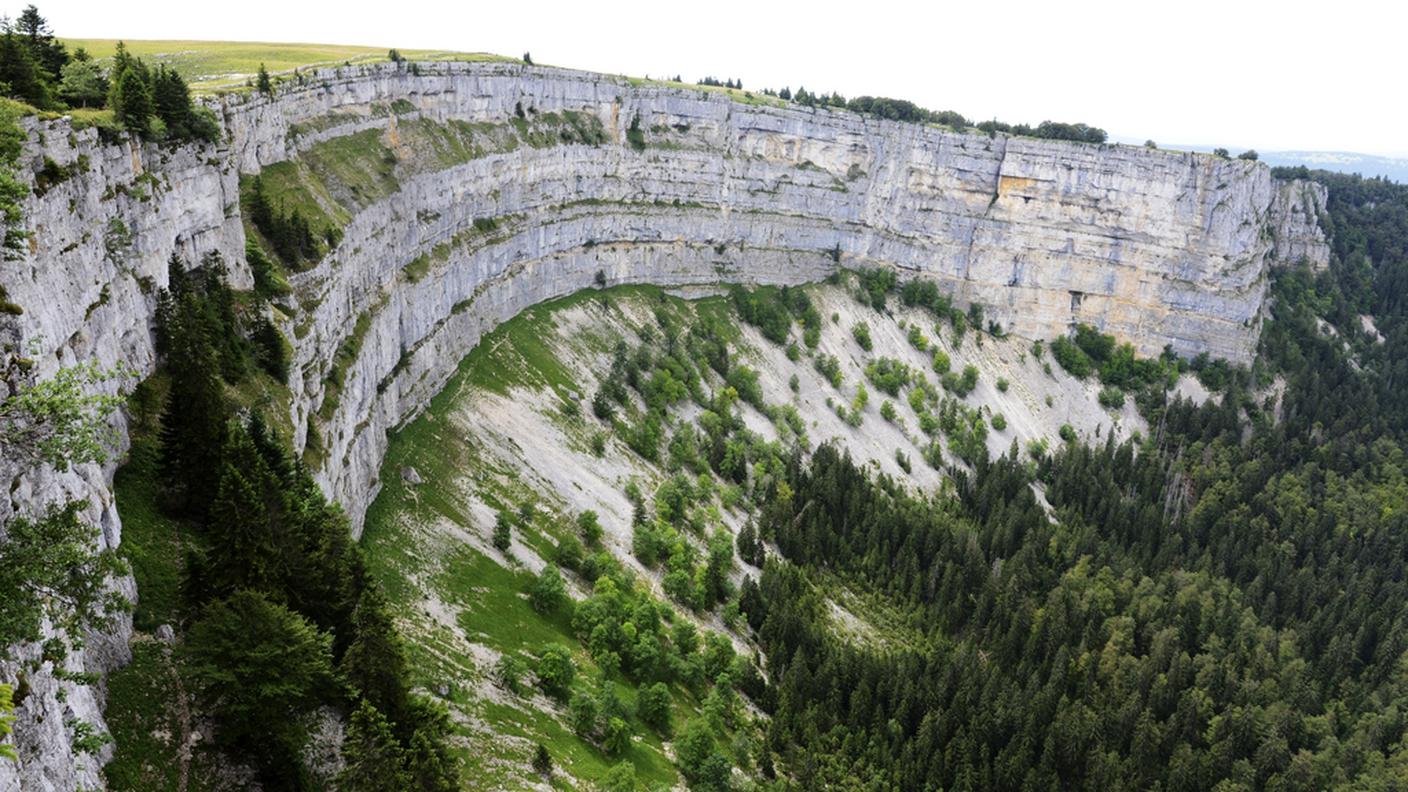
[62,39,514,92]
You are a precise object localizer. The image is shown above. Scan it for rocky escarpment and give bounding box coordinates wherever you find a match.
[0,60,1327,788]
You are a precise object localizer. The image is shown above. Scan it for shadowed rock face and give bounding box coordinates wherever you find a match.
[0,60,1326,789]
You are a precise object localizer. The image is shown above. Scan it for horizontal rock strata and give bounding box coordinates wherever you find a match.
[0,60,1328,789]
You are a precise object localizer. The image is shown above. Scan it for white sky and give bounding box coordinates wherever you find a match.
[33,0,1408,156]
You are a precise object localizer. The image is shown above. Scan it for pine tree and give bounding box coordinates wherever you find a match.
[111,64,152,134]
[158,289,229,513]
[0,31,52,107]
[338,700,411,791]
[403,698,459,791]
[256,63,273,95]
[184,590,334,775]
[341,584,410,725]
[286,493,362,642]
[204,420,289,595]
[14,5,66,80]
[152,66,192,139]
[251,316,289,383]
[532,743,552,776]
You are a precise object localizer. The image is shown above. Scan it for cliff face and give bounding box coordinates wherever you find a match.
[0,60,1327,788]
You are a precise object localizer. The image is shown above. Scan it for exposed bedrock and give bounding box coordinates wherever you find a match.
[0,60,1328,788]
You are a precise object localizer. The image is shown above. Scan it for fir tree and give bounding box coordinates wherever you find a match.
[110,64,152,134]
[532,743,552,776]
[184,590,334,779]
[152,66,193,139]
[341,584,410,726]
[338,700,411,791]
[158,287,229,513]
[204,420,290,596]
[256,62,273,95]
[0,31,52,107]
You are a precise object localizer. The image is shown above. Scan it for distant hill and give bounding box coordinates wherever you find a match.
[1255,150,1408,183]
[1113,135,1407,184]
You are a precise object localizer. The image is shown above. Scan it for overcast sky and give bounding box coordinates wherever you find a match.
[33,0,1408,156]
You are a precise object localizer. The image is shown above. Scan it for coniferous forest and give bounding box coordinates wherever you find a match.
[732,170,1408,790]
[1,12,1407,787]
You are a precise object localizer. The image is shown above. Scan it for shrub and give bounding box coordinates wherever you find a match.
[932,350,951,375]
[1098,385,1125,409]
[814,354,843,388]
[852,322,873,351]
[529,564,568,614]
[990,413,1007,431]
[492,511,513,551]
[865,357,910,396]
[536,644,576,699]
[1050,336,1093,378]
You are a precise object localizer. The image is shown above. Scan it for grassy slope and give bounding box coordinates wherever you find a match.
[103,274,1128,788]
[104,406,225,790]
[61,39,514,91]
[361,286,695,790]
[57,38,777,107]
[103,366,297,790]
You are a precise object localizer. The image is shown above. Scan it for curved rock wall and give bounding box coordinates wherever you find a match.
[0,60,1327,788]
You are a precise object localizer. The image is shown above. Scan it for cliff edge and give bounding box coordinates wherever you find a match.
[0,59,1328,790]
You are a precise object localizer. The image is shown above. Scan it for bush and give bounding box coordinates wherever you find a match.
[814,354,843,388]
[577,510,603,547]
[943,365,978,397]
[529,564,568,614]
[1059,424,1077,443]
[852,322,873,351]
[492,511,513,552]
[494,655,527,695]
[639,682,673,734]
[1050,336,1093,378]
[865,357,910,396]
[536,644,576,699]
[932,350,951,375]
[991,413,1007,431]
[856,268,896,309]
[1098,385,1125,409]
[996,377,1009,392]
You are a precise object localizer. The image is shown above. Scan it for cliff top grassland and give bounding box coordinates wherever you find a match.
[61,39,517,90]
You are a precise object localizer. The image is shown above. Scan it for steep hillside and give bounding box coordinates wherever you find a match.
[0,52,1330,791]
[351,279,1151,789]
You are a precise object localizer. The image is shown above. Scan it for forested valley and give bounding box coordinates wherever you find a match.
[736,170,1408,790]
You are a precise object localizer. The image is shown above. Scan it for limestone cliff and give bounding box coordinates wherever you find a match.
[0,60,1327,789]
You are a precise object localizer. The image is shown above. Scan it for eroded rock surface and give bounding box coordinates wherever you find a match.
[0,60,1328,788]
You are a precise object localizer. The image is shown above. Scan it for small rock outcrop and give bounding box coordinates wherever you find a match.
[0,60,1328,788]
